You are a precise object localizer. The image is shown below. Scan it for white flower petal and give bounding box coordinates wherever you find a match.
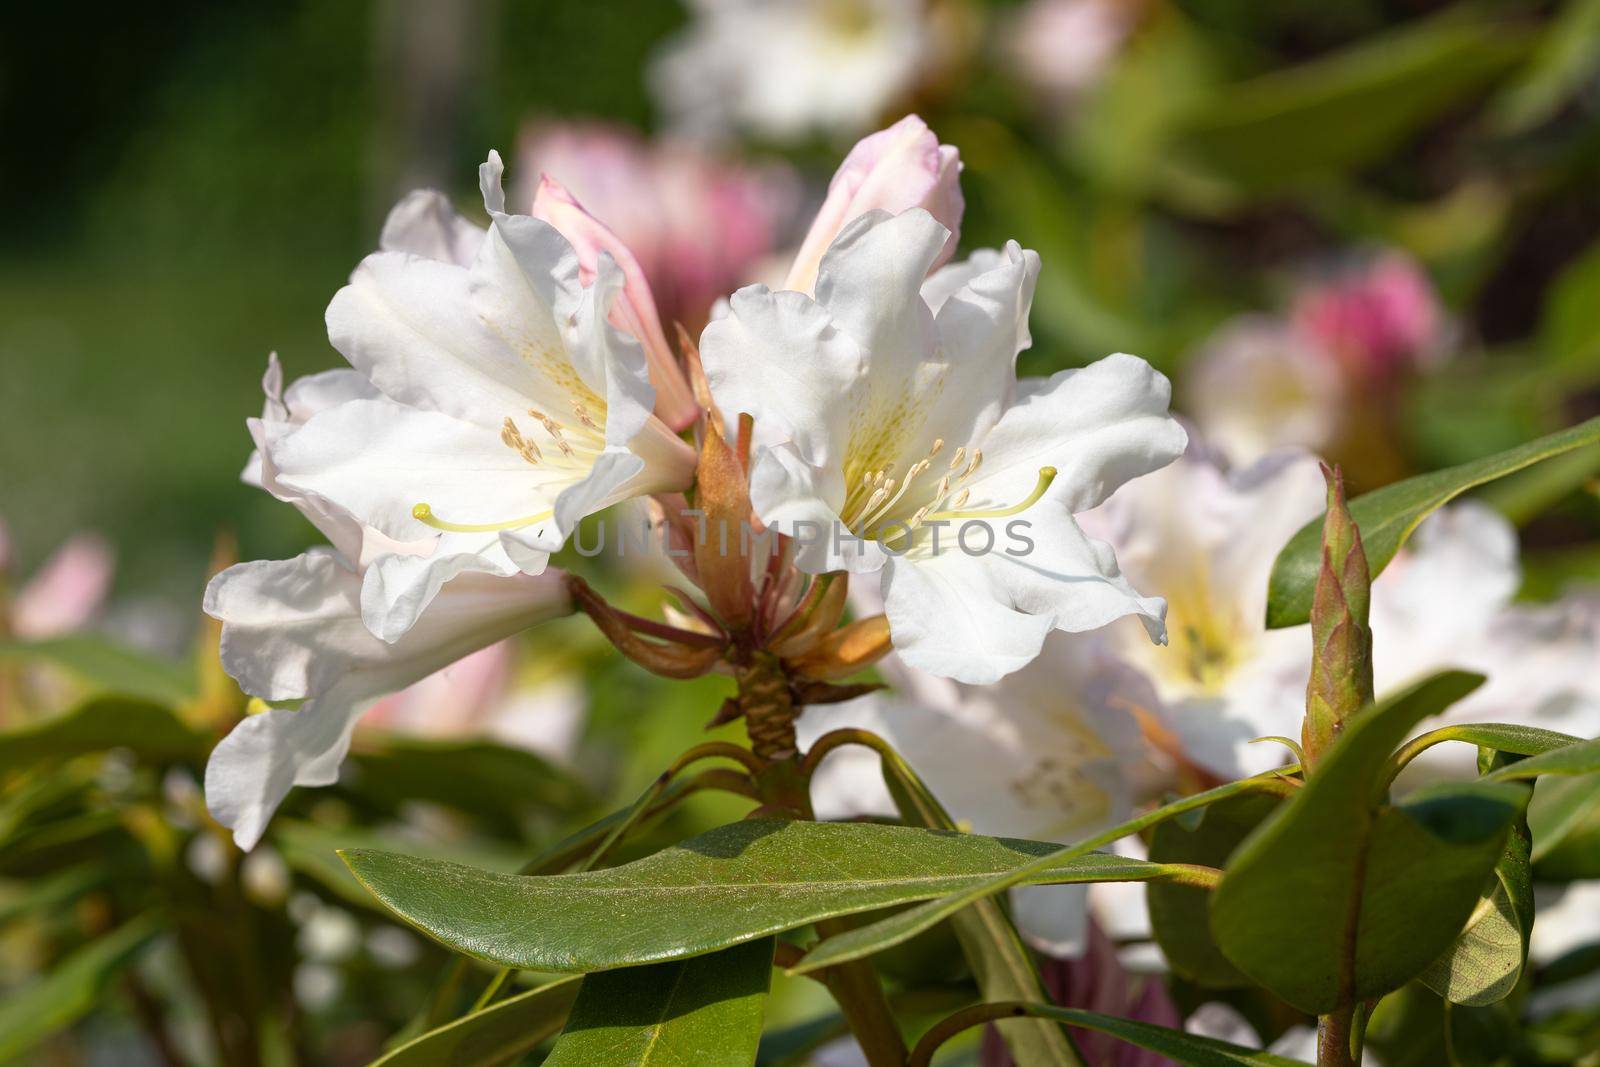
[270,397,564,544]
[204,553,568,849]
[701,284,864,465]
[966,354,1188,515]
[379,189,485,266]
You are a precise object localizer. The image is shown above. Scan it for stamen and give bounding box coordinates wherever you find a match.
[927,466,1056,522]
[961,450,983,481]
[412,502,554,534]
[951,488,969,509]
[948,446,965,471]
[928,438,945,458]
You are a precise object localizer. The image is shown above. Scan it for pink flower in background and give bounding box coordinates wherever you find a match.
[1186,250,1446,463]
[0,519,115,640]
[1004,0,1136,109]
[783,113,963,294]
[360,638,586,763]
[1292,251,1444,383]
[980,919,1182,1067]
[517,122,801,339]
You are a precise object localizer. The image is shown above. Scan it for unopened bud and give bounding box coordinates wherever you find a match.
[1302,464,1374,768]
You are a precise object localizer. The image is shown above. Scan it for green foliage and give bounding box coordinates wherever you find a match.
[544,939,774,1067]
[1175,9,1532,195]
[1209,672,1528,1013]
[0,638,196,707]
[0,914,162,1063]
[1149,793,1281,988]
[370,978,581,1067]
[874,736,1083,1066]
[791,774,1283,976]
[1267,416,1600,628]
[342,819,1197,972]
[911,1003,1312,1066]
[0,696,206,775]
[1419,750,1534,1007]
[1528,772,1600,876]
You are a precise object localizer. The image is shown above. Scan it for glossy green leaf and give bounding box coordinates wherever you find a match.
[342,820,1202,973]
[1177,12,1530,194]
[371,977,580,1066]
[1420,751,1534,1006]
[0,696,206,775]
[912,1004,1310,1066]
[0,914,162,1062]
[1209,673,1527,1013]
[875,738,1082,1066]
[1148,793,1281,988]
[790,772,1282,976]
[1266,416,1600,628]
[544,938,773,1066]
[0,636,195,706]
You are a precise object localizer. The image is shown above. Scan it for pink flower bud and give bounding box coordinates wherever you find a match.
[11,533,115,640]
[1292,252,1443,382]
[784,114,963,294]
[531,175,702,431]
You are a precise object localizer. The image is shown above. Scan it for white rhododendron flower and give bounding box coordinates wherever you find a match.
[803,633,1155,953]
[703,209,1187,683]
[650,0,933,143]
[1086,441,1600,779]
[209,357,572,850]
[265,152,695,643]
[1083,441,1328,777]
[1184,318,1345,467]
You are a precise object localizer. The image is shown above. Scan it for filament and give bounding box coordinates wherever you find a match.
[412,502,554,534]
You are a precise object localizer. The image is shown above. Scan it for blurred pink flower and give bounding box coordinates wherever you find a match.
[1291,252,1444,383]
[784,114,963,294]
[1,519,115,640]
[1004,0,1136,108]
[517,122,801,339]
[359,638,585,762]
[980,918,1181,1067]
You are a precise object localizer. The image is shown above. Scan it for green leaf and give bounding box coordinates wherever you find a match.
[1209,672,1528,1013]
[345,734,591,828]
[1394,723,1585,777]
[1543,236,1600,375]
[1148,793,1281,988]
[912,1004,1310,1066]
[341,820,1202,973]
[370,977,580,1066]
[1176,11,1531,195]
[1528,772,1600,870]
[273,820,528,911]
[0,864,107,926]
[0,696,206,775]
[0,914,162,1062]
[544,939,773,1066]
[875,738,1082,1066]
[1419,751,1534,1006]
[1482,737,1600,782]
[1266,416,1600,628]
[0,636,195,706]
[1491,0,1600,133]
[790,773,1282,976]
